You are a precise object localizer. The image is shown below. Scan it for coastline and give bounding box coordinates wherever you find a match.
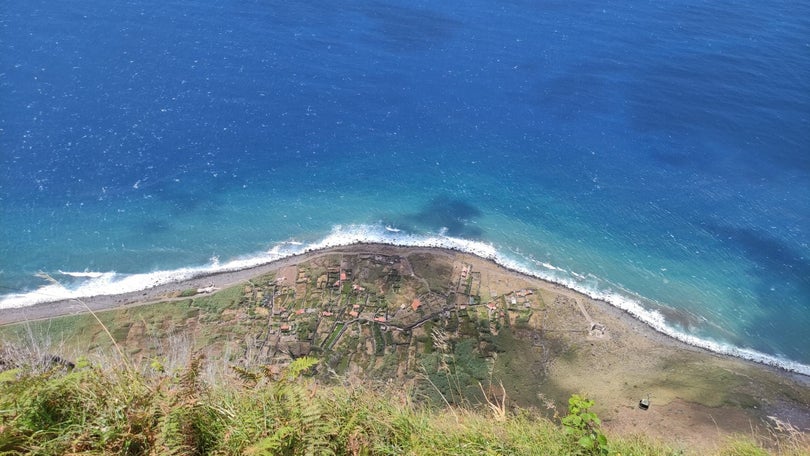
[1,242,809,451]
[0,251,311,327]
[1,242,808,381]
[0,244,460,325]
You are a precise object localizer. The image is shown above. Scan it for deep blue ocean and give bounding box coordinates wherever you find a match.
[2,0,809,373]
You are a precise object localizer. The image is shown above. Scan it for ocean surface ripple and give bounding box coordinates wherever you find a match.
[2,1,808,374]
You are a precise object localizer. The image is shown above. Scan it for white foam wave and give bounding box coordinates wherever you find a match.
[58,270,108,279]
[1,223,807,376]
[484,249,810,376]
[0,245,304,311]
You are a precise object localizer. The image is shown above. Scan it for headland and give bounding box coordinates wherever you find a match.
[1,244,808,453]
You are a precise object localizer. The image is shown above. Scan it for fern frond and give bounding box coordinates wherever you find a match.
[285,356,319,380]
[245,425,294,455]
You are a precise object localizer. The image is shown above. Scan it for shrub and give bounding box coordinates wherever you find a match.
[561,394,609,455]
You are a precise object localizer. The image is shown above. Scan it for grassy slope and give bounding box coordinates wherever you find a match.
[3,355,803,456]
[1,279,808,455]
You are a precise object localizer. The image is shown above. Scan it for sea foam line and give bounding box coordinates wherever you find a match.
[1,223,808,376]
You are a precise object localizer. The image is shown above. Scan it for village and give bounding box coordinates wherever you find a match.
[232,251,547,383]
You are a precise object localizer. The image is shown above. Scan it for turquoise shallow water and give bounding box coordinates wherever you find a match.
[1,0,809,373]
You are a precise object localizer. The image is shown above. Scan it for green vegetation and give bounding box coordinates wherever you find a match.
[0,351,805,455]
[408,253,453,293]
[324,323,345,349]
[179,288,199,297]
[418,337,490,406]
[372,324,385,355]
[1,252,807,455]
[561,394,608,455]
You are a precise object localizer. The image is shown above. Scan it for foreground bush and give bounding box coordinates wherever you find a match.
[0,355,805,455]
